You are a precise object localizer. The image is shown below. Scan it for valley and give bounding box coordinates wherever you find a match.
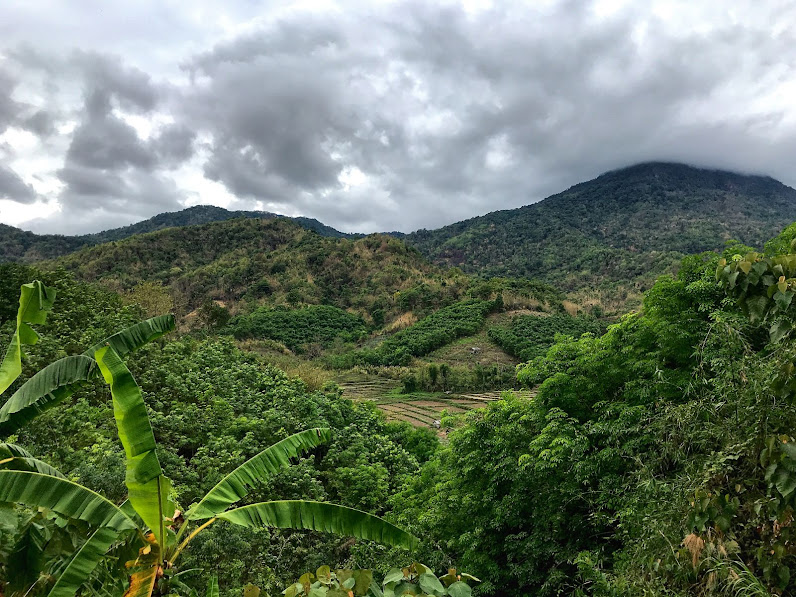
[4,161,796,596]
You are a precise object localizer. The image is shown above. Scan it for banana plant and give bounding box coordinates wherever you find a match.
[0,343,418,596]
[0,280,174,594]
[0,280,56,396]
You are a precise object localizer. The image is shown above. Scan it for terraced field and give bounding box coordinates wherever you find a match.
[377,391,536,428]
[336,373,535,429]
[379,398,475,427]
[336,376,400,400]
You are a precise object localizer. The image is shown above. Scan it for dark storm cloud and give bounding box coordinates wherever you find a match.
[151,123,196,165]
[170,1,796,232]
[0,68,23,134]
[72,50,160,113]
[45,52,189,229]
[3,1,796,234]
[65,90,156,170]
[0,164,37,204]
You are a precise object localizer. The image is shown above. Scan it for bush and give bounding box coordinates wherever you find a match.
[229,305,367,352]
[488,313,604,361]
[354,300,496,366]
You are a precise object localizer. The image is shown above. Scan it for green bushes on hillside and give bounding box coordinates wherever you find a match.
[488,314,604,361]
[341,299,497,367]
[229,305,367,352]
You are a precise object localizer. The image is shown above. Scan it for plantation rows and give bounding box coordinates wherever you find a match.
[371,392,535,428]
[488,313,604,361]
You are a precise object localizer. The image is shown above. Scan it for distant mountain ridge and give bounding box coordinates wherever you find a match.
[405,162,796,290]
[40,217,493,323]
[4,162,796,297]
[0,205,351,263]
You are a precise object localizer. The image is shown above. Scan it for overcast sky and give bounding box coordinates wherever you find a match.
[0,0,794,235]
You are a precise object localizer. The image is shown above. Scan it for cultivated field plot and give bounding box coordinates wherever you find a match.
[378,398,480,427]
[336,372,536,428]
[376,391,535,427]
[336,376,400,400]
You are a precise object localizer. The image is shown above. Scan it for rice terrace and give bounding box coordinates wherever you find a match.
[336,374,535,430]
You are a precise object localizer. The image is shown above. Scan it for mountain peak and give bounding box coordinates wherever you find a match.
[406,162,796,291]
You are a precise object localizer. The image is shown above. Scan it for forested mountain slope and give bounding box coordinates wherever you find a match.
[45,217,547,324]
[0,205,349,263]
[406,162,796,289]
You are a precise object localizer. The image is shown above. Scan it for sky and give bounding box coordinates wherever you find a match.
[0,0,795,235]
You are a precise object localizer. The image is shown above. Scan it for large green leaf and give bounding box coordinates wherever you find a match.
[217,501,418,550]
[0,355,97,434]
[96,345,173,545]
[48,526,121,597]
[0,315,175,434]
[0,281,56,395]
[0,442,65,477]
[0,470,136,530]
[84,315,175,360]
[187,428,332,520]
[207,576,220,597]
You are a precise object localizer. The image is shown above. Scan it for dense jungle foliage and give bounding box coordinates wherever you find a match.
[377,229,796,596]
[407,163,796,292]
[13,229,796,594]
[229,305,368,352]
[8,168,796,595]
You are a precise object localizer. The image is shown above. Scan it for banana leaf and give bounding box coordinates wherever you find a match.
[48,526,121,597]
[0,281,56,395]
[218,500,417,550]
[84,315,175,359]
[0,355,96,434]
[187,428,332,520]
[0,470,136,530]
[0,315,175,434]
[96,345,173,546]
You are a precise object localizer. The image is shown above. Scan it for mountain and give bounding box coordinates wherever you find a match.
[405,162,796,291]
[0,205,350,263]
[42,217,560,323]
[7,162,796,299]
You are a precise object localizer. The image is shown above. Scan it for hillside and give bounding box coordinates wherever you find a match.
[406,162,796,290]
[0,205,349,263]
[45,217,559,325]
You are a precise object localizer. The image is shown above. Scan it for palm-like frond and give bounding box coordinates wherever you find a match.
[187,428,332,521]
[84,315,175,360]
[0,470,136,530]
[47,526,121,597]
[0,281,56,395]
[218,500,418,550]
[0,355,97,433]
[0,315,175,434]
[96,345,173,546]
[0,443,65,477]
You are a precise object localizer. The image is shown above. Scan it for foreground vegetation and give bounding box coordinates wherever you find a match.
[0,266,434,595]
